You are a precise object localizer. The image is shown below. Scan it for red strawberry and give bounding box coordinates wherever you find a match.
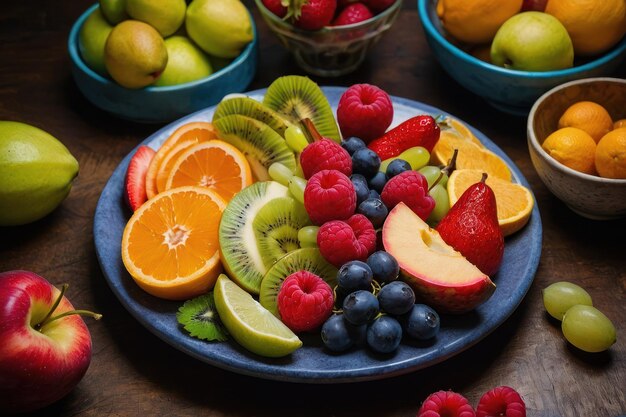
[476,386,526,417]
[124,145,156,211]
[368,115,440,160]
[291,0,337,30]
[332,3,374,25]
[263,0,288,17]
[436,174,504,276]
[364,0,396,13]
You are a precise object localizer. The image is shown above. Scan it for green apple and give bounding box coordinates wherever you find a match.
[99,0,128,24]
[78,7,113,76]
[104,20,168,89]
[125,0,186,37]
[490,11,574,71]
[186,0,254,59]
[154,36,213,86]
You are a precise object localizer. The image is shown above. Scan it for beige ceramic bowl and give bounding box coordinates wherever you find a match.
[527,77,626,220]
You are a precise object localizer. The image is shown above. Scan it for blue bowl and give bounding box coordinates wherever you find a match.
[68,4,258,123]
[417,0,626,116]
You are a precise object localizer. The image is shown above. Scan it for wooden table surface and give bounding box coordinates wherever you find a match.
[1,1,625,416]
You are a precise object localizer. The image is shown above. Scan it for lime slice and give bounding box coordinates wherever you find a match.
[213,274,302,357]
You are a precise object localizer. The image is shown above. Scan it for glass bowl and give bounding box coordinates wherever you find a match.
[255,0,401,77]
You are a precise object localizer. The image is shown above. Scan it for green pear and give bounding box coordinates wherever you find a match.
[99,0,128,24]
[186,0,253,59]
[490,12,574,72]
[125,0,186,37]
[78,7,113,76]
[154,36,213,87]
[0,121,79,226]
[104,20,168,89]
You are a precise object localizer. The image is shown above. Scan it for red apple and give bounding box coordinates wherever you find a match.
[382,203,496,314]
[0,270,101,413]
[521,0,547,11]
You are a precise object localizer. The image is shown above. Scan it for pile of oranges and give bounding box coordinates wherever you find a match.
[541,101,626,179]
[436,0,626,61]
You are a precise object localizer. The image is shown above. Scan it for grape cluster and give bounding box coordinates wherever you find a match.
[320,252,441,354]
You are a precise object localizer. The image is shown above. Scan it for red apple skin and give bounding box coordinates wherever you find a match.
[0,270,92,414]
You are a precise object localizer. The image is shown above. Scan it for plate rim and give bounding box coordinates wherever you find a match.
[94,86,542,383]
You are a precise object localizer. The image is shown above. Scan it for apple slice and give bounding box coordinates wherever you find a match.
[382,203,495,314]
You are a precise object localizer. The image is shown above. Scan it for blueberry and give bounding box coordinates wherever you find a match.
[368,171,388,194]
[366,315,402,353]
[350,174,370,205]
[368,189,381,200]
[321,314,354,352]
[377,281,415,315]
[341,137,367,155]
[386,159,412,178]
[367,251,399,283]
[342,290,379,326]
[352,148,381,179]
[401,304,440,340]
[337,260,373,293]
[357,198,388,229]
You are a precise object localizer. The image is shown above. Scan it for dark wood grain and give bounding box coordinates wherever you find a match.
[1,1,625,416]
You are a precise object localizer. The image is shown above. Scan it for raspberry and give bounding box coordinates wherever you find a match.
[476,386,526,417]
[304,169,356,225]
[381,171,435,220]
[332,3,374,26]
[336,84,394,143]
[317,214,376,267]
[300,139,352,179]
[277,270,334,333]
[417,390,476,417]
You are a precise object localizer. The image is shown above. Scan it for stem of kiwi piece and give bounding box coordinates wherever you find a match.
[299,118,324,143]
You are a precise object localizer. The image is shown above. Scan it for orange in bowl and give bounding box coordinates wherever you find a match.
[541,127,597,175]
[595,127,626,179]
[558,101,613,143]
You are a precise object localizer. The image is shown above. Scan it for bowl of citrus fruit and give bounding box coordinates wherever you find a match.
[417,0,626,116]
[68,1,258,123]
[528,77,626,219]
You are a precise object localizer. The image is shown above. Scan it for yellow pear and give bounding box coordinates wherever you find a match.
[125,0,186,37]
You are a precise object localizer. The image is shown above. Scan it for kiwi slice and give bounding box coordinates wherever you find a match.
[214,114,297,181]
[176,292,228,342]
[212,97,294,137]
[219,181,290,294]
[259,247,338,317]
[263,75,341,143]
[253,196,312,269]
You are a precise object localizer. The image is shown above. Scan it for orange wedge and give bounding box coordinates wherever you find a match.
[431,133,512,181]
[164,140,253,202]
[155,139,197,194]
[121,186,226,300]
[447,169,534,236]
[145,122,218,199]
[440,116,485,148]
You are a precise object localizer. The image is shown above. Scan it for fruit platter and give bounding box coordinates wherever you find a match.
[94,76,542,383]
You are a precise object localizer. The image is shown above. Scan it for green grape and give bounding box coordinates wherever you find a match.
[379,146,430,172]
[288,176,307,204]
[418,165,448,188]
[542,281,593,321]
[268,162,294,186]
[293,161,305,179]
[427,184,450,224]
[561,305,616,353]
[285,125,309,153]
[298,225,319,248]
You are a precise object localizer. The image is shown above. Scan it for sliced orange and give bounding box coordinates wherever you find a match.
[448,169,534,236]
[145,122,219,199]
[431,133,512,181]
[121,186,226,300]
[164,140,253,202]
[155,139,197,194]
[440,116,484,148]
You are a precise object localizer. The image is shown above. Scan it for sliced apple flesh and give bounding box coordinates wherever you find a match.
[382,203,496,314]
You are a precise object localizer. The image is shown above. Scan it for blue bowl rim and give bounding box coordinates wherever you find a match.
[417,0,626,79]
[68,3,258,92]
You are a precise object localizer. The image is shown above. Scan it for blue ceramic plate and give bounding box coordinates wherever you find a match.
[94,87,542,383]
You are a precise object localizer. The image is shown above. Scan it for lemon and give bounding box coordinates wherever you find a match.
[213,274,302,358]
[185,0,254,59]
[0,121,79,226]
